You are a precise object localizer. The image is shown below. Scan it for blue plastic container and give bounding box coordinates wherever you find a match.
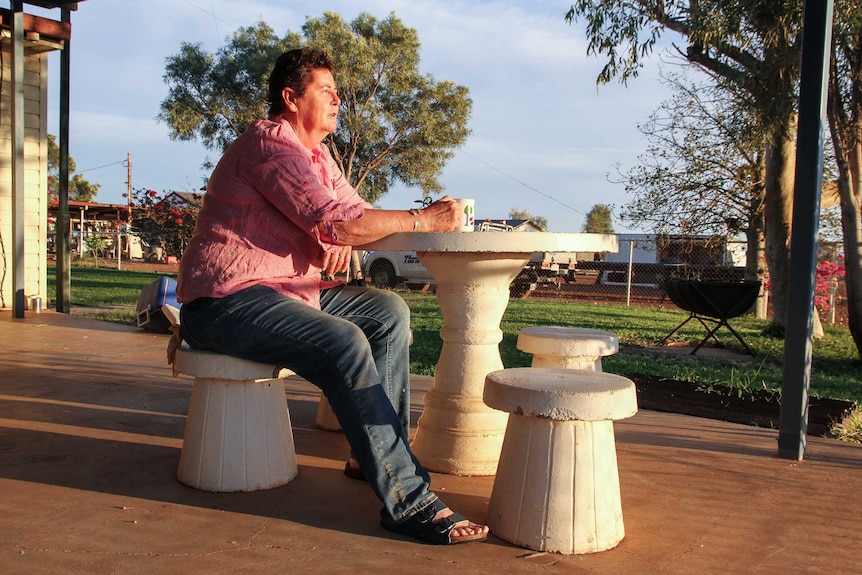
[136,276,179,333]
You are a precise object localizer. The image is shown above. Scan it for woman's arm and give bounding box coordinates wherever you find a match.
[318,196,462,247]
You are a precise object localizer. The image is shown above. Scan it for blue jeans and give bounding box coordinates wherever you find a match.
[179,284,437,522]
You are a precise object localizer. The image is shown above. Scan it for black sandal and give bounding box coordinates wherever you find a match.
[380,499,488,545]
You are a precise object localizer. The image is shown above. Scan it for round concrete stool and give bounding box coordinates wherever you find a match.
[172,347,299,492]
[517,326,619,371]
[484,368,637,554]
[316,396,342,432]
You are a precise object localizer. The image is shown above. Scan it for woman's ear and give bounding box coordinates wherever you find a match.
[282,87,298,112]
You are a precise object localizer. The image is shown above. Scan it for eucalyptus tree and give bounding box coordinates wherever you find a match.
[509,209,549,230]
[581,204,615,234]
[47,134,101,202]
[159,22,289,154]
[828,0,862,355]
[159,12,472,204]
[619,71,767,301]
[566,0,803,329]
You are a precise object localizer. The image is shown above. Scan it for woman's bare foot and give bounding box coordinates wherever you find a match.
[380,499,488,544]
[434,507,489,541]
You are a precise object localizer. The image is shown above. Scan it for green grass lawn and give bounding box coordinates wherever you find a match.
[405,292,862,404]
[49,265,862,404]
[47,263,176,325]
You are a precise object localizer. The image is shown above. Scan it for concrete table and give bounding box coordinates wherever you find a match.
[360,231,618,476]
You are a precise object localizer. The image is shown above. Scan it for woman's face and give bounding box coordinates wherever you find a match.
[290,68,340,143]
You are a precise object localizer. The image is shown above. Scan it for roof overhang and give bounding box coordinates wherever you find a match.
[22,1,83,10]
[0,2,88,53]
[0,8,71,52]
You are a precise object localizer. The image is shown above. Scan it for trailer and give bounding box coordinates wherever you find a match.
[587,234,746,287]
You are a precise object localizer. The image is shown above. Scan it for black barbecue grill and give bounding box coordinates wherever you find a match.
[661,278,762,356]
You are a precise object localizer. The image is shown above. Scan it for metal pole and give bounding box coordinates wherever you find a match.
[777,0,834,460]
[10,2,25,317]
[127,152,132,207]
[56,7,72,313]
[79,208,85,258]
[626,240,634,306]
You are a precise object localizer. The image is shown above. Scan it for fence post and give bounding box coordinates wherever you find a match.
[625,240,634,307]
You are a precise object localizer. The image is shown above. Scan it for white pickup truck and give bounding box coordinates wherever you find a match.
[361,249,434,288]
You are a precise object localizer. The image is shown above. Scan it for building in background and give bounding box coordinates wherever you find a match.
[0,7,72,310]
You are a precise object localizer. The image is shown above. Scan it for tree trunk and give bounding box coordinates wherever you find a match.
[827,44,862,358]
[745,181,768,319]
[763,125,797,328]
[838,140,862,356]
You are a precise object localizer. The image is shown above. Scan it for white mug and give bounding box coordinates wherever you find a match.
[455,198,475,232]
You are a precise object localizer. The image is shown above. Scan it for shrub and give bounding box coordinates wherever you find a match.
[128,188,201,258]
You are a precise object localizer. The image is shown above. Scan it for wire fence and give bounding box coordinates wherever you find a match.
[508,237,847,327]
[48,229,158,261]
[53,228,849,328]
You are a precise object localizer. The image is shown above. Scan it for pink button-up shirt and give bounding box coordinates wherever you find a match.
[177,117,369,309]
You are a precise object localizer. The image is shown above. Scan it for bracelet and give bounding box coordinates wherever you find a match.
[409,208,423,231]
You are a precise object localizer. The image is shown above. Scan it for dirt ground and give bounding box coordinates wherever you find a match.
[112,259,180,275]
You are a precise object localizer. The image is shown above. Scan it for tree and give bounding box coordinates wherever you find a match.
[619,71,764,237]
[581,204,615,234]
[618,70,768,315]
[159,22,290,153]
[129,189,201,258]
[566,1,803,330]
[827,0,862,356]
[47,134,101,203]
[68,175,100,204]
[159,12,472,204]
[508,208,548,230]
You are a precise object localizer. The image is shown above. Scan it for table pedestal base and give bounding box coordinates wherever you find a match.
[410,251,529,476]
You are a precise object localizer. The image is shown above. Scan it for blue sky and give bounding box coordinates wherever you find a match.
[36,0,675,233]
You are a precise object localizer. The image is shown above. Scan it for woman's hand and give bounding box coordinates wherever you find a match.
[317,195,464,247]
[421,196,462,232]
[322,245,352,279]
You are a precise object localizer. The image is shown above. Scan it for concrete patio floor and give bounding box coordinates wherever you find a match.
[1,310,860,574]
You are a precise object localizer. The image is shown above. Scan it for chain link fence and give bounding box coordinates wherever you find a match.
[48,229,156,263]
[510,236,847,327]
[510,235,744,298]
[51,226,847,328]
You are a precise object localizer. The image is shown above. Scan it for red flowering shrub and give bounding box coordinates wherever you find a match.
[47,176,59,208]
[815,258,845,312]
[128,188,201,258]
[759,256,845,315]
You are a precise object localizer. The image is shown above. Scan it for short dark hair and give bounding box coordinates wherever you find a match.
[267,48,335,117]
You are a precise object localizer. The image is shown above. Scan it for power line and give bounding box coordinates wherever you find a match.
[459,150,587,217]
[181,0,238,31]
[76,159,127,174]
[210,0,220,39]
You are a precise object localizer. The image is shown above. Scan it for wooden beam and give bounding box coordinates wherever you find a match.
[22,1,81,11]
[0,8,72,41]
